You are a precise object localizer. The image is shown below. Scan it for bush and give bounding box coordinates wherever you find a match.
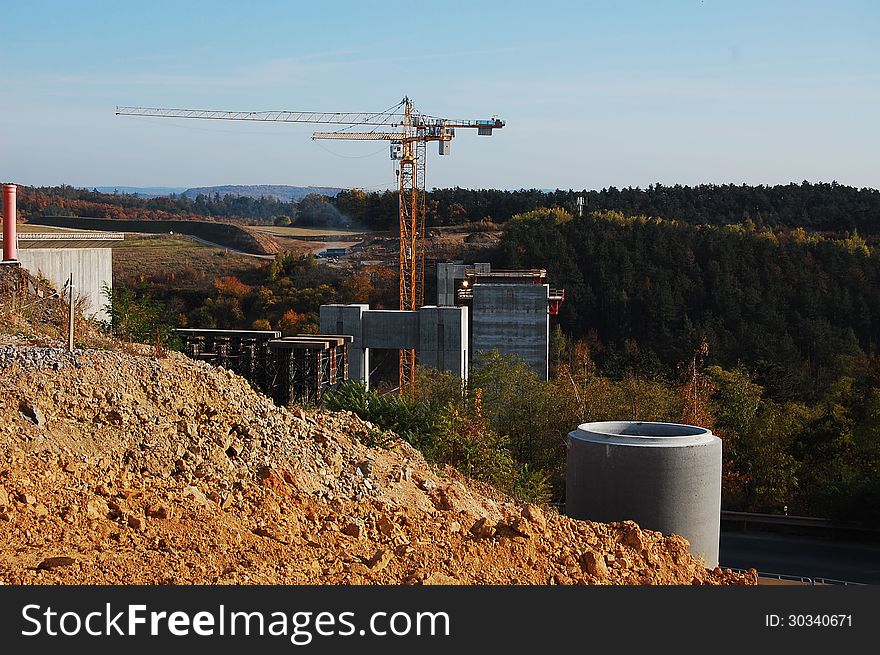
[323,380,550,504]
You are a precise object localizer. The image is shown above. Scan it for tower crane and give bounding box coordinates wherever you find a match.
[116,97,504,390]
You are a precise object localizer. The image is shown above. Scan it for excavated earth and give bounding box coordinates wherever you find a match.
[0,345,756,586]
[0,268,756,586]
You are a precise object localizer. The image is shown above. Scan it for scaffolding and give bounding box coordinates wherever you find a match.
[176,329,352,405]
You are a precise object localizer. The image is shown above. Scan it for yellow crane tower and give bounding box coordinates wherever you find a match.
[116,97,504,390]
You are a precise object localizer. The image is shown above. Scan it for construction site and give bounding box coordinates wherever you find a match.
[0,261,753,586]
[0,98,757,587]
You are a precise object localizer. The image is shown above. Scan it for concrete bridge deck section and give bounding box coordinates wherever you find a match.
[320,303,468,387]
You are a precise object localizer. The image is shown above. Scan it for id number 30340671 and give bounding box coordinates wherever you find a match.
[764,614,853,628]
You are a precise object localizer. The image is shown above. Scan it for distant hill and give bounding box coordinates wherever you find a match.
[91,186,188,198]
[182,185,345,202]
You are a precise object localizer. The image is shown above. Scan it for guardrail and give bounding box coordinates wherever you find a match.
[721,510,880,540]
[728,568,866,586]
[8,232,125,241]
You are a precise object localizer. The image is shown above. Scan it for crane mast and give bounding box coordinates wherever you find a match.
[116,97,504,391]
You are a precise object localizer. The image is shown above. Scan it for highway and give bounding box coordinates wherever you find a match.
[720,531,880,584]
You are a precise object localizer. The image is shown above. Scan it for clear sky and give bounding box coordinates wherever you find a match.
[1,0,877,191]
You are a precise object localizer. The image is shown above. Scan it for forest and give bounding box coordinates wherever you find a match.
[18,185,296,224]
[16,181,880,235]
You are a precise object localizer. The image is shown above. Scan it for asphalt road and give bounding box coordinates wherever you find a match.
[720,531,880,584]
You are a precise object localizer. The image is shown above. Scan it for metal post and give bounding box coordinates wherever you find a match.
[2,184,17,262]
[67,274,75,351]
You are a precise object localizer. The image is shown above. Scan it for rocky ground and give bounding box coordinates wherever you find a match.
[0,267,756,586]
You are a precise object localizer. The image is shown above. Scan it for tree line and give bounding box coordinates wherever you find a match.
[16,182,880,234]
[17,185,296,224]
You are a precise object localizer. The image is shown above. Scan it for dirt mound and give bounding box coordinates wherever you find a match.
[0,344,756,586]
[239,227,281,255]
[31,216,280,256]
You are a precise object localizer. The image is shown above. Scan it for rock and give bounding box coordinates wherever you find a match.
[581,550,608,578]
[33,503,49,517]
[86,499,108,520]
[252,526,290,544]
[621,523,646,551]
[341,521,364,539]
[127,514,144,530]
[18,493,36,505]
[376,515,396,537]
[368,549,393,572]
[0,486,8,508]
[554,573,575,585]
[145,504,171,519]
[430,487,456,511]
[183,485,212,507]
[19,400,46,427]
[421,572,460,585]
[522,504,547,529]
[37,557,76,571]
[348,563,370,576]
[258,466,294,497]
[225,440,244,458]
[421,479,437,491]
[469,517,497,539]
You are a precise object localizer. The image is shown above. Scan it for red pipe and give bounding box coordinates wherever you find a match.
[2,184,16,261]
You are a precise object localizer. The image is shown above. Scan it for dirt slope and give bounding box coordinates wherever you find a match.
[0,342,756,586]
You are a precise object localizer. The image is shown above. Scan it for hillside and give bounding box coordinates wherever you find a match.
[0,268,754,586]
[183,185,345,202]
[92,187,187,198]
[33,216,281,256]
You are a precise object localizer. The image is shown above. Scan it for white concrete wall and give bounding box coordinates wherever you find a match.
[18,248,112,322]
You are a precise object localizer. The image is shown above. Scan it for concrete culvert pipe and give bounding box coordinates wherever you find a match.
[566,421,722,568]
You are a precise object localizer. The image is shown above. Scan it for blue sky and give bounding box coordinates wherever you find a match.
[1,0,877,191]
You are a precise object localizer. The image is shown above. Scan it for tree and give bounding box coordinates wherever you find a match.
[102,283,176,346]
[278,309,308,335]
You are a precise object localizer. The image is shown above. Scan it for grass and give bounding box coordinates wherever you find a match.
[17,224,86,233]
[249,225,369,237]
[112,234,260,287]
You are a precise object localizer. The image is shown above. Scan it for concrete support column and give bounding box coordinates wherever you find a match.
[472,283,550,380]
[319,304,369,387]
[418,305,469,380]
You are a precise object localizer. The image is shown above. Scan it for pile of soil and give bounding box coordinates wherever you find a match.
[0,344,756,586]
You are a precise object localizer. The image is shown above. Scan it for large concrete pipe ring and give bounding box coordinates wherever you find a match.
[566,421,722,567]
